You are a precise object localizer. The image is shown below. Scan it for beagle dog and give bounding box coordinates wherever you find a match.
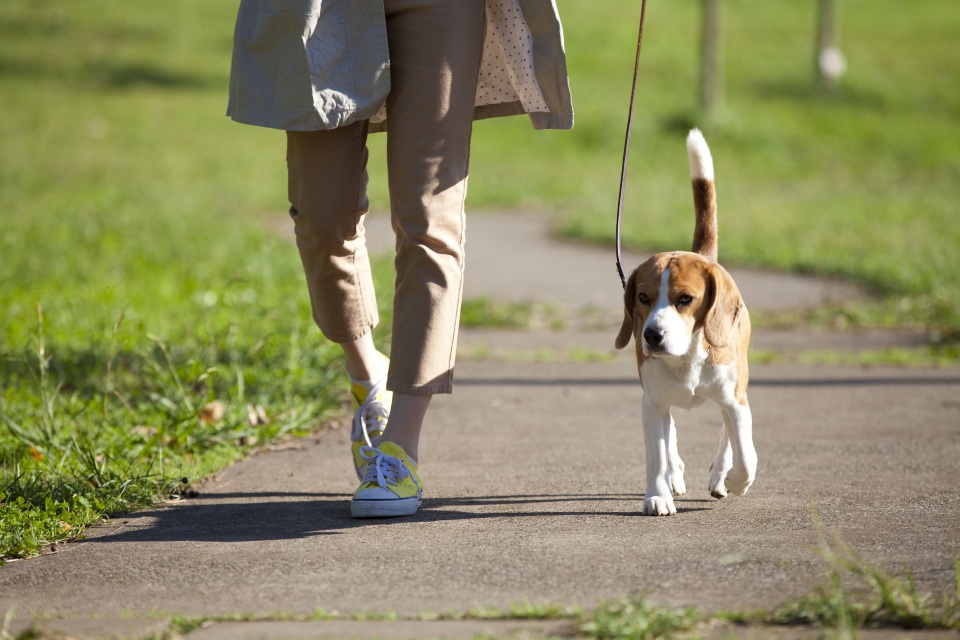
[615,129,757,516]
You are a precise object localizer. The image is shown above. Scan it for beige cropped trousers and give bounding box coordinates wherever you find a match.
[285,0,485,395]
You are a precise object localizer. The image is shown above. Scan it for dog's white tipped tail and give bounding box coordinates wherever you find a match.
[686,128,714,181]
[687,128,718,261]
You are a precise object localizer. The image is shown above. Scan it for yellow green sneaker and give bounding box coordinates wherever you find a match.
[350,442,422,518]
[349,357,392,480]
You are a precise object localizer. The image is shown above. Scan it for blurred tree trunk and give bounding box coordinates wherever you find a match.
[700,0,722,122]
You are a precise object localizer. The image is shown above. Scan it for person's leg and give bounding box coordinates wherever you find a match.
[375,394,430,461]
[379,0,486,456]
[286,123,379,349]
[350,0,484,518]
[341,331,384,381]
[286,124,392,477]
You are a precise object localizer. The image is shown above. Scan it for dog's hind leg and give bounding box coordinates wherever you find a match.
[668,422,686,496]
[641,397,677,515]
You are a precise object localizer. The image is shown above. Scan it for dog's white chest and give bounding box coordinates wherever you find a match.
[642,353,728,410]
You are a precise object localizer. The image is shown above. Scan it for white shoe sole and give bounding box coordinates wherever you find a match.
[350,496,421,518]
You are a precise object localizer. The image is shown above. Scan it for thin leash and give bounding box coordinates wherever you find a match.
[615,0,649,290]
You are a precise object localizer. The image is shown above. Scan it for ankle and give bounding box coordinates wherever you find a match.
[375,392,430,463]
[341,334,388,381]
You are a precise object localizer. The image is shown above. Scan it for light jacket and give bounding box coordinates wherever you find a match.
[227,0,573,133]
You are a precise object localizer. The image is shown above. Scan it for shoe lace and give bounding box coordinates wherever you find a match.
[359,446,420,491]
[351,379,389,447]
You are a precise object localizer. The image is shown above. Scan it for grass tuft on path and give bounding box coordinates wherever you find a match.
[764,527,960,634]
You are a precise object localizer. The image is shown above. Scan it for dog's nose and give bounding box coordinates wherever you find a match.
[643,327,664,347]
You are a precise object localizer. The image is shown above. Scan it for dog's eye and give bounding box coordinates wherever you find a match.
[676,294,694,307]
[638,293,650,305]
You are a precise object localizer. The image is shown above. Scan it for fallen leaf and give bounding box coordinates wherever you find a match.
[134,425,158,439]
[200,400,226,425]
[247,403,270,426]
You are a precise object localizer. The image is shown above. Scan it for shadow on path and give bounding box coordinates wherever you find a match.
[456,375,960,388]
[87,492,712,544]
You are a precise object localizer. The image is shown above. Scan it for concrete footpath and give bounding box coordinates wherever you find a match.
[2,213,959,639]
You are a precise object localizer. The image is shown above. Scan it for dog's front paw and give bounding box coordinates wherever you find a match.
[724,466,755,496]
[670,458,686,496]
[708,460,729,499]
[670,473,687,497]
[724,449,757,496]
[643,495,677,516]
[708,476,728,499]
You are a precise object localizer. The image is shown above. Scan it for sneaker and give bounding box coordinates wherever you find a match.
[350,355,392,480]
[350,442,422,518]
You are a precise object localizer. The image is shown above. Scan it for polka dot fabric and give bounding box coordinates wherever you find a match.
[477,0,549,112]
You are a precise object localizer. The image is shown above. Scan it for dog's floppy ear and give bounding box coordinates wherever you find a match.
[615,269,638,349]
[703,264,742,349]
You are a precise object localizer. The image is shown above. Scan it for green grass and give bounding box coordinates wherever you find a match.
[1,0,958,559]
[580,598,699,640]
[460,298,538,329]
[544,0,960,341]
[0,2,395,559]
[752,344,960,368]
